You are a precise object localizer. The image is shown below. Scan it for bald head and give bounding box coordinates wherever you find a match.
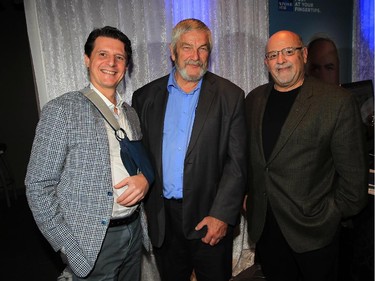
[266,31,304,53]
[265,30,307,92]
[306,38,340,85]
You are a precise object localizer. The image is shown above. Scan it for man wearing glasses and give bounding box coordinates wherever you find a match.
[244,30,368,281]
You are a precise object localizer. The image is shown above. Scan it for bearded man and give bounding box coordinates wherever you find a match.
[132,18,247,281]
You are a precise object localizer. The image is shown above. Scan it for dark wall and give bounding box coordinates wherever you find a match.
[0,0,39,194]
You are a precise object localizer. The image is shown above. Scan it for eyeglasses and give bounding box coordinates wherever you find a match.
[265,47,304,60]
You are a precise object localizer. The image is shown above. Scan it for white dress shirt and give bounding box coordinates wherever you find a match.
[91,84,137,218]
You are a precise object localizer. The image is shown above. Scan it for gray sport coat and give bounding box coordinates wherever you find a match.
[245,76,368,253]
[25,90,142,277]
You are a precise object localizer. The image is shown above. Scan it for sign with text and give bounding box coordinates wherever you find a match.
[278,0,322,13]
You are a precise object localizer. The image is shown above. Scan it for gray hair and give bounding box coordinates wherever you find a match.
[171,18,212,56]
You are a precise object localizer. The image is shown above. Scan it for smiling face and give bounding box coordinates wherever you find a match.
[171,29,210,83]
[265,31,307,92]
[84,36,127,99]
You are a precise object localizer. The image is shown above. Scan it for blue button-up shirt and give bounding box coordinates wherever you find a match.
[162,68,202,199]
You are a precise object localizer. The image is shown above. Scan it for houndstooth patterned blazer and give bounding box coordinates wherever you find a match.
[25,89,143,277]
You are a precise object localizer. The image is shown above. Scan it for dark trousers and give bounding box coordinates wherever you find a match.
[256,206,339,281]
[153,199,233,281]
[72,217,142,281]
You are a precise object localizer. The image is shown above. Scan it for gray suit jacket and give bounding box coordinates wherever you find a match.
[245,76,368,253]
[25,90,142,277]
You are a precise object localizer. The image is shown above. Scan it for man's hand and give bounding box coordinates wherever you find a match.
[243,195,248,212]
[114,174,149,207]
[195,216,228,246]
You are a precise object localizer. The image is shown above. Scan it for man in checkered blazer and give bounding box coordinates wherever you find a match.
[25,26,150,281]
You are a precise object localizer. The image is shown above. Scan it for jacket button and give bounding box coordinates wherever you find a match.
[107,191,113,196]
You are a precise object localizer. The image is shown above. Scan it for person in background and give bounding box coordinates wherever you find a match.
[132,18,247,281]
[307,35,375,281]
[25,26,150,281]
[306,37,340,85]
[244,30,368,281]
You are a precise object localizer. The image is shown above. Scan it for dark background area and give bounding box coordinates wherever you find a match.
[0,0,39,197]
[0,195,63,280]
[0,1,62,279]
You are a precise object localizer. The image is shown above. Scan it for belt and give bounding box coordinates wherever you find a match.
[109,209,139,228]
[164,197,183,203]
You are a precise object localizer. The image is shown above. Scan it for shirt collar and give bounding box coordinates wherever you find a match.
[89,83,124,110]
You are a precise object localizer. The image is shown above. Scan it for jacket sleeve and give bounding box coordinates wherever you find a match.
[331,93,368,218]
[25,99,76,252]
[209,89,248,225]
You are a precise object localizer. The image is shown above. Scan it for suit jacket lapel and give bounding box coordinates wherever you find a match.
[256,84,273,164]
[152,80,170,178]
[267,79,313,164]
[186,73,216,158]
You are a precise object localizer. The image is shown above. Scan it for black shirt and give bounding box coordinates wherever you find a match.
[262,87,300,161]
